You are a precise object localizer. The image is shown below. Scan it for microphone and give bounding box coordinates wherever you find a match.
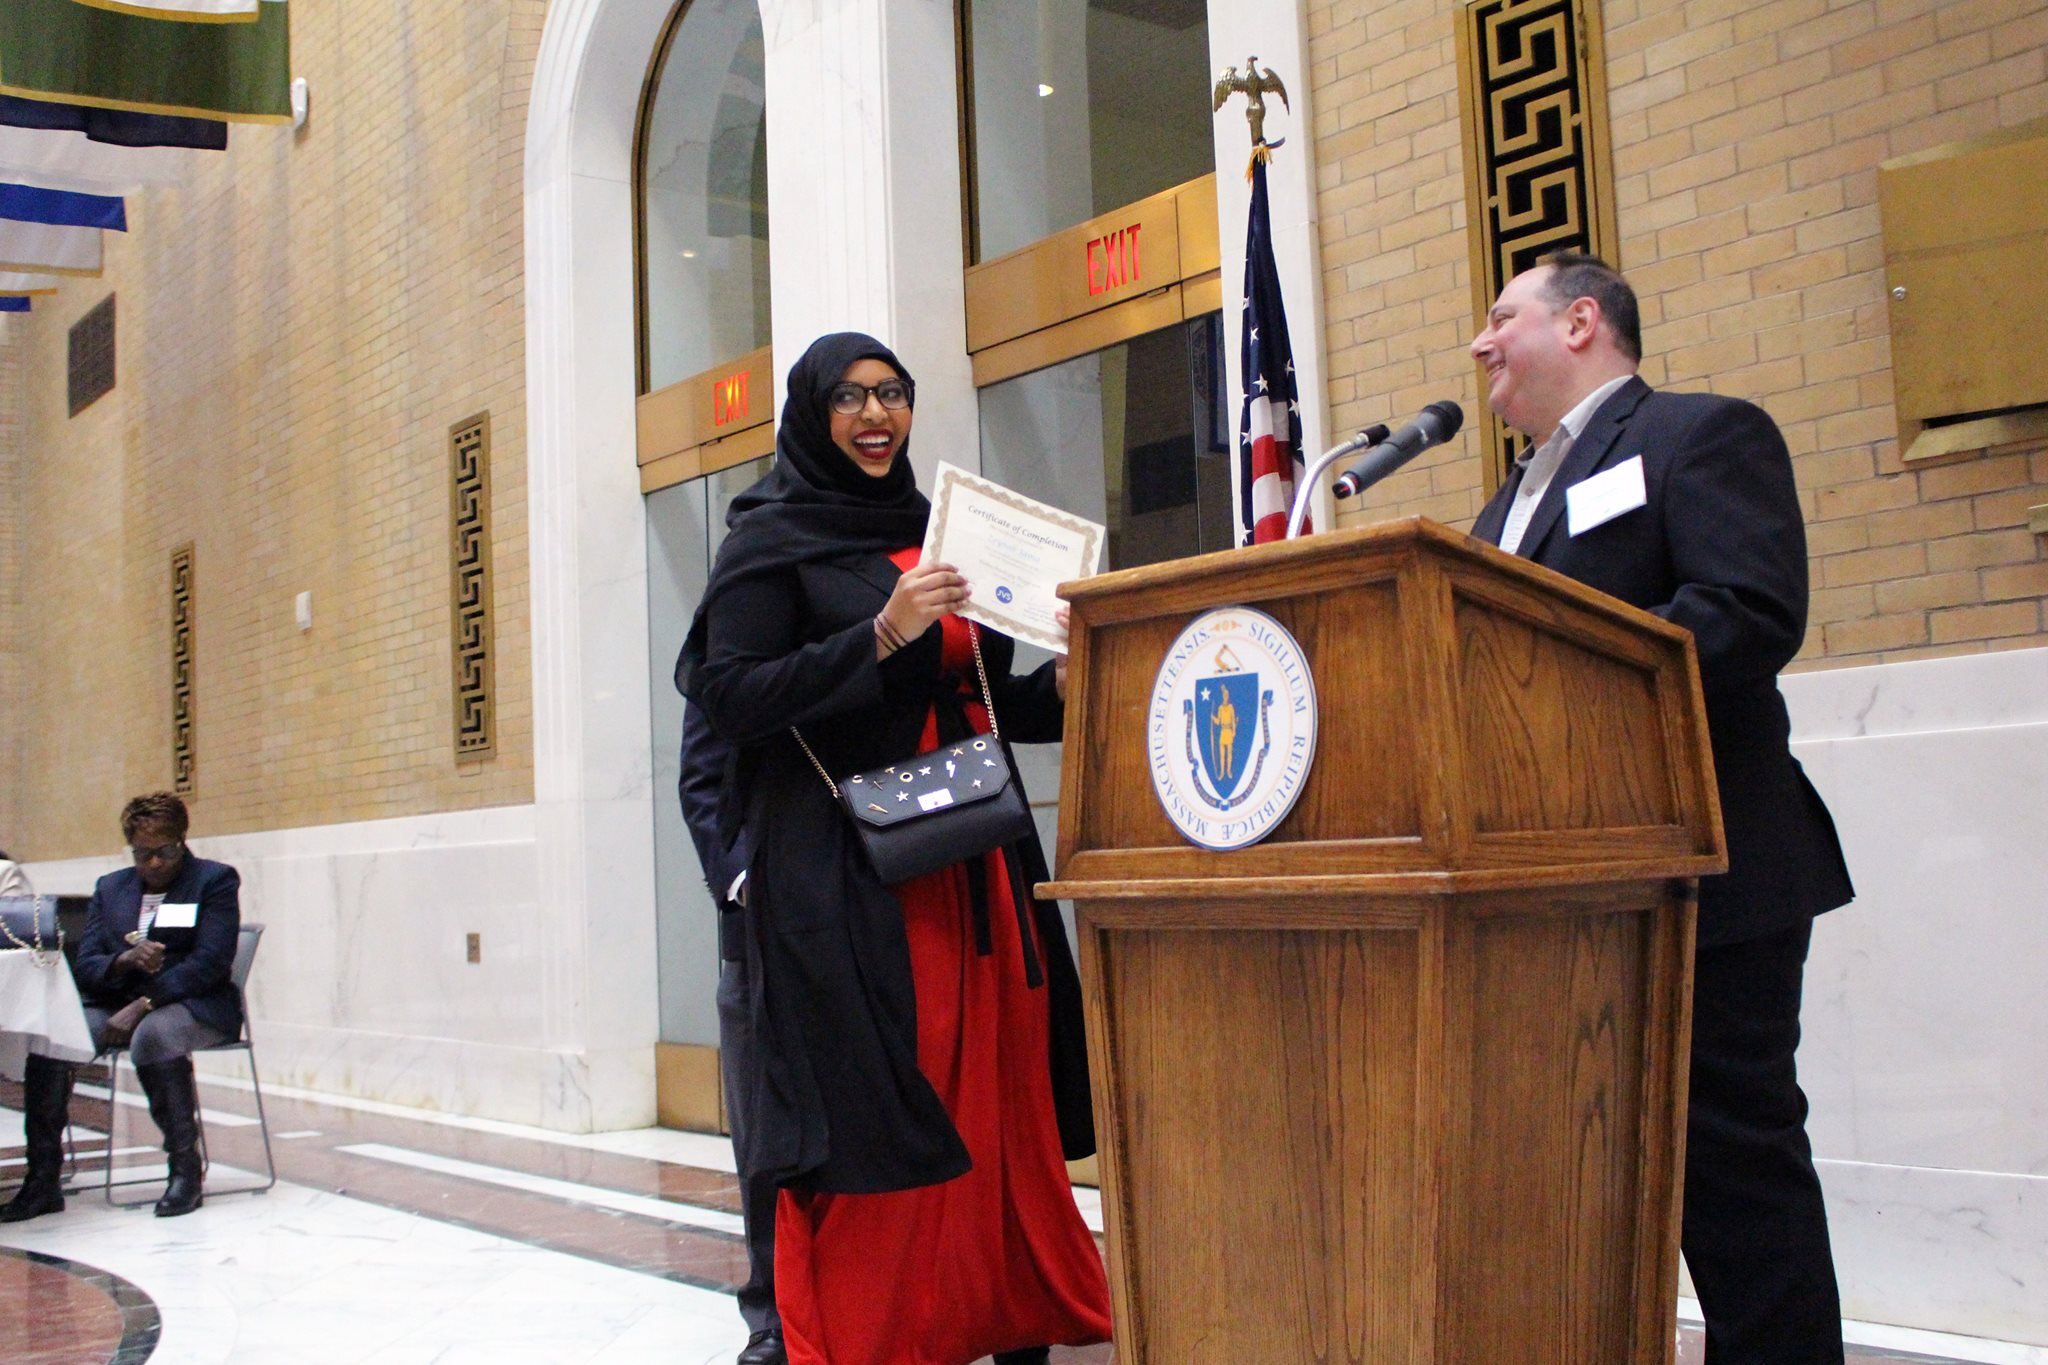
[1336,423,1392,459]
[1282,425,1389,539]
[1331,401,1464,498]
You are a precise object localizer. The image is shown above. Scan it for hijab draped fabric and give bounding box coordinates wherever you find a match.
[676,331,928,699]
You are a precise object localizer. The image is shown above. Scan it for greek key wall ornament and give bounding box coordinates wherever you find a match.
[1146,607,1317,851]
[1457,0,1619,490]
[170,543,195,795]
[449,412,495,759]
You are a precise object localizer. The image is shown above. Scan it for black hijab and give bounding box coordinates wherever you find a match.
[677,332,928,698]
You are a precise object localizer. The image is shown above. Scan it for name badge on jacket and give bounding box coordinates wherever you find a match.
[1567,455,1646,536]
[154,902,200,929]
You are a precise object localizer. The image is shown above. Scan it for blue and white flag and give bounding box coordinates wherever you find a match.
[0,220,103,274]
[0,181,126,230]
[0,269,60,294]
[0,125,194,193]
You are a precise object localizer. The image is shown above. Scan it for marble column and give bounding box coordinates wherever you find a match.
[760,0,979,483]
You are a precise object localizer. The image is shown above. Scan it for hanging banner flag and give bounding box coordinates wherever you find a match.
[0,126,192,195]
[69,0,262,21]
[0,0,289,123]
[0,94,227,149]
[0,182,126,230]
[1234,154,1305,545]
[0,221,104,275]
[0,297,29,312]
[0,270,61,295]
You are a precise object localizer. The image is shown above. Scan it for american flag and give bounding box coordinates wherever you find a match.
[1235,156,1304,544]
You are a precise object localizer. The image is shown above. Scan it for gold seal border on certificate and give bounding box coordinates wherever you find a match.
[927,465,1103,651]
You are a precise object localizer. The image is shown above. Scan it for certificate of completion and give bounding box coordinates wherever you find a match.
[922,462,1105,653]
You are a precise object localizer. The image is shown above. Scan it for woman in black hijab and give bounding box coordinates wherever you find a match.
[681,333,1111,1365]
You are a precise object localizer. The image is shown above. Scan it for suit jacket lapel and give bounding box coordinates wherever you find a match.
[1471,461,1522,545]
[108,869,143,938]
[1515,376,1650,560]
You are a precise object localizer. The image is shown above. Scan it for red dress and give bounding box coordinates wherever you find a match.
[773,551,1113,1365]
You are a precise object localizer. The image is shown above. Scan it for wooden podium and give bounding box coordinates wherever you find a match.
[1045,518,1725,1363]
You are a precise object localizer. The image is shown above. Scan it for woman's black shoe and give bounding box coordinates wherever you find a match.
[737,1327,786,1365]
[993,1351,1053,1365]
[0,1172,64,1223]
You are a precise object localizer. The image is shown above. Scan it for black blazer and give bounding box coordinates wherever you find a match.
[72,856,244,1038]
[1472,377,1852,945]
[693,546,1086,1193]
[680,698,750,903]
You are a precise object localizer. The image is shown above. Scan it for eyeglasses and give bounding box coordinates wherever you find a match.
[129,840,185,865]
[827,379,914,416]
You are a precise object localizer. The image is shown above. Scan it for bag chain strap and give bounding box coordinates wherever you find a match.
[791,622,997,802]
[0,898,62,969]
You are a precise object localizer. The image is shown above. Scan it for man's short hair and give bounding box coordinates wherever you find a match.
[121,792,190,842]
[1538,251,1642,363]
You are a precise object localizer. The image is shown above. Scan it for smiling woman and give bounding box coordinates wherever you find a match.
[826,359,915,478]
[676,332,1111,1365]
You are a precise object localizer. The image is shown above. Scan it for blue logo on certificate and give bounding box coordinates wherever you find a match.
[995,585,1013,604]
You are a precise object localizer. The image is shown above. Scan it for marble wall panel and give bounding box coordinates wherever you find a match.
[1786,645,2048,1345]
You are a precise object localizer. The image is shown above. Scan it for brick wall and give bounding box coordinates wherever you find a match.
[0,335,21,856]
[5,2,546,858]
[1312,0,2048,667]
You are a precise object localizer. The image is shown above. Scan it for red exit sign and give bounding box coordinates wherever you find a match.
[710,369,750,427]
[1085,222,1142,296]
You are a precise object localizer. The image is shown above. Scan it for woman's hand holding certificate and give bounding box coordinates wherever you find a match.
[920,463,1104,654]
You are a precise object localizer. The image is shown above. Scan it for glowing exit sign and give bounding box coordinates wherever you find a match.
[1085,222,1142,297]
[710,369,750,427]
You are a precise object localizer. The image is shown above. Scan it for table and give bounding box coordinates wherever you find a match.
[0,947,95,1079]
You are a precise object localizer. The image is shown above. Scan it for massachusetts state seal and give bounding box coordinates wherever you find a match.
[1146,606,1317,851]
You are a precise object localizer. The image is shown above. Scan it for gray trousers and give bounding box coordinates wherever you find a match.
[718,949,780,1336]
[83,1003,226,1067]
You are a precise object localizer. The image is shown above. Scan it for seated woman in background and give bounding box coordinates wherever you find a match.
[0,791,241,1223]
[680,332,1112,1365]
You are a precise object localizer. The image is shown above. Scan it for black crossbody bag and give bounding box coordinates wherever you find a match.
[792,624,1036,885]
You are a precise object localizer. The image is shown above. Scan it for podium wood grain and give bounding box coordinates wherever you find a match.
[1047,519,1722,1364]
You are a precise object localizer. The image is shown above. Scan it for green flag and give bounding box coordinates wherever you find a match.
[71,0,263,22]
[0,0,288,123]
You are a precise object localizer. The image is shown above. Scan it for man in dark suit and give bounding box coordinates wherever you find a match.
[679,699,784,1365]
[2,791,241,1223]
[1470,253,1855,1364]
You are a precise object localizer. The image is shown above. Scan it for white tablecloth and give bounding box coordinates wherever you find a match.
[0,948,95,1077]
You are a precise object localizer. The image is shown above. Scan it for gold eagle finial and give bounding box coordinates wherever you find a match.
[1212,56,1291,149]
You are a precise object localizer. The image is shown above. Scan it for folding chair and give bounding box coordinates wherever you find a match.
[104,922,276,1205]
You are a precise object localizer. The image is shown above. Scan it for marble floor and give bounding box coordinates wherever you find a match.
[2,1069,2041,1365]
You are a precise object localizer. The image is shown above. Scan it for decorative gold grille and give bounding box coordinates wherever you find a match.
[449,413,495,759]
[1457,0,1618,490]
[170,543,196,795]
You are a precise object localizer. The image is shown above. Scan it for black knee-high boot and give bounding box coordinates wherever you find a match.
[1,1053,73,1222]
[137,1058,204,1217]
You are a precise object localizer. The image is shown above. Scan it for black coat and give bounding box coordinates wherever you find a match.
[680,699,750,898]
[72,857,243,1038]
[692,546,1090,1193]
[1471,377,1853,945]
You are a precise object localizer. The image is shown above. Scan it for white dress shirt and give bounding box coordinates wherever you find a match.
[1498,374,1633,555]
